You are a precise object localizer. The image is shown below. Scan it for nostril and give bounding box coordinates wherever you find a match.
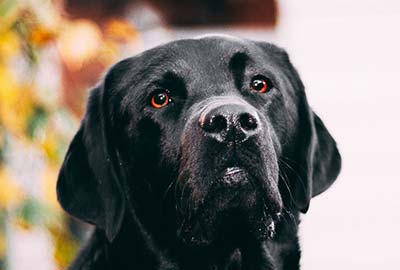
[202,115,227,133]
[239,113,258,131]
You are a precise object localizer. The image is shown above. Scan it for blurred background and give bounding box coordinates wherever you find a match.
[0,0,399,269]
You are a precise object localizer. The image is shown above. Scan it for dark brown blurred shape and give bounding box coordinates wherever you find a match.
[64,0,278,27]
[148,0,278,27]
[64,0,133,21]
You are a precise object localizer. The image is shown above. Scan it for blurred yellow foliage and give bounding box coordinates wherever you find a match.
[0,67,35,137]
[0,168,25,209]
[40,129,59,163]
[42,166,60,208]
[29,26,58,47]
[106,19,140,42]
[49,224,80,269]
[0,232,4,262]
[0,31,20,58]
[0,0,19,32]
[0,0,141,268]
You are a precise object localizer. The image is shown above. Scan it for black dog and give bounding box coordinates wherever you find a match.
[57,35,341,270]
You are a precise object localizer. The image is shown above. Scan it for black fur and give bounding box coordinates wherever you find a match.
[57,36,341,270]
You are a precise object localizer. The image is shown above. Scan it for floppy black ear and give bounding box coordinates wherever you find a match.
[289,94,342,213]
[253,41,342,213]
[310,113,342,197]
[57,86,126,241]
[262,43,342,213]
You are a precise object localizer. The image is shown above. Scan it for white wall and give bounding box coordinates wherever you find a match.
[277,1,400,269]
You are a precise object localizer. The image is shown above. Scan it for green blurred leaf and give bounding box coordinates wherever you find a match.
[26,105,48,140]
[12,19,39,65]
[0,128,4,166]
[16,196,61,228]
[17,197,43,226]
[0,0,17,19]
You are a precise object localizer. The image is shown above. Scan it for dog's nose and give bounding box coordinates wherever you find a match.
[199,104,259,143]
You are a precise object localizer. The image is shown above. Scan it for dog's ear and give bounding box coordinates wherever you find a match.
[271,47,341,213]
[256,42,342,212]
[309,112,342,197]
[290,100,342,213]
[57,85,126,242]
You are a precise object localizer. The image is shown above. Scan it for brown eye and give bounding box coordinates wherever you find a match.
[150,91,171,108]
[250,77,273,93]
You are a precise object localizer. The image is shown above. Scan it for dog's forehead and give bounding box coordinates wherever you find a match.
[167,36,251,54]
[125,36,285,93]
[141,36,264,68]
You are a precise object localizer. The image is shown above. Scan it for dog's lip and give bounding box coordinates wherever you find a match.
[224,166,244,176]
[221,166,248,186]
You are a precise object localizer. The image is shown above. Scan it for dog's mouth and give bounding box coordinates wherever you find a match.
[177,165,278,247]
[222,167,248,186]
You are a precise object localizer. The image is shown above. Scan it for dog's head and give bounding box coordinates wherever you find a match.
[57,36,341,247]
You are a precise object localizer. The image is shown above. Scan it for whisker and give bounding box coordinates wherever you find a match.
[278,165,296,209]
[163,179,177,201]
[178,178,192,214]
[280,207,297,228]
[278,157,308,205]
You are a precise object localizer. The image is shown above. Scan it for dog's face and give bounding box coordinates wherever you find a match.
[57,36,341,248]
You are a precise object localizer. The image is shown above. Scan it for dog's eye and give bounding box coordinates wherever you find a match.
[150,91,171,109]
[250,76,273,93]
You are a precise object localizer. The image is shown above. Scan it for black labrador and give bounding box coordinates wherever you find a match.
[57,35,341,270]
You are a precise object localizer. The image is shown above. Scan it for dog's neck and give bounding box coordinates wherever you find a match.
[69,212,300,270]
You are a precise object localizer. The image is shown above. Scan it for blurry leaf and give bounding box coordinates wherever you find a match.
[13,19,39,65]
[53,108,79,141]
[0,167,25,210]
[0,0,16,17]
[0,30,20,59]
[49,223,79,268]
[26,105,48,140]
[0,127,5,165]
[0,210,6,262]
[98,40,119,65]
[42,166,60,208]
[40,128,59,162]
[0,77,34,138]
[14,196,59,229]
[29,26,57,47]
[0,65,18,93]
[0,0,18,31]
[15,197,42,228]
[105,19,139,42]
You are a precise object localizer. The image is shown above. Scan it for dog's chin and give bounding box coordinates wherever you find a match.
[177,169,277,247]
